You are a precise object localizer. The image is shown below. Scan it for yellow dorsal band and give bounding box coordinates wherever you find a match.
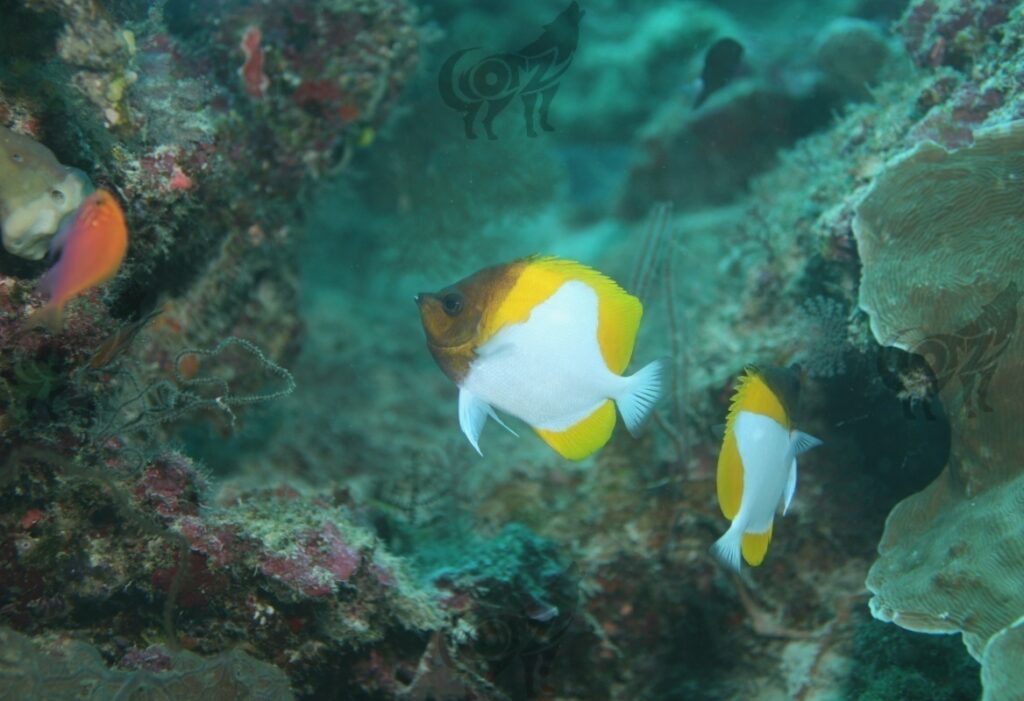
[742,525,773,566]
[535,400,616,460]
[725,369,790,431]
[481,256,643,374]
[716,431,743,520]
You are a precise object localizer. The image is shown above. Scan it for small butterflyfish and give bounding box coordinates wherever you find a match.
[28,189,129,332]
[415,256,664,460]
[694,37,744,108]
[711,366,822,571]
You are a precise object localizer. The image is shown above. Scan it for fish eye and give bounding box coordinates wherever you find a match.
[51,189,65,204]
[441,292,464,316]
[12,153,23,163]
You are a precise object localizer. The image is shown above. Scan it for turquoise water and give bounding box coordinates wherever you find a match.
[1,0,1016,698]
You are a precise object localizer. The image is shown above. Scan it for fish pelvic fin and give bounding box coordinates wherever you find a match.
[536,399,615,460]
[458,387,518,456]
[616,359,664,436]
[741,524,774,567]
[710,520,744,573]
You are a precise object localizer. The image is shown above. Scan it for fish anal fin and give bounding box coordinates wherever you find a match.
[716,432,744,520]
[536,400,616,461]
[741,524,773,567]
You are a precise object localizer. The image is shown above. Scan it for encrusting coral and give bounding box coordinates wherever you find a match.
[0,625,294,700]
[856,120,1024,694]
[0,125,91,260]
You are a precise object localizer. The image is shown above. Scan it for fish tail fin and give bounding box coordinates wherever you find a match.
[24,304,63,334]
[616,359,665,436]
[710,521,744,573]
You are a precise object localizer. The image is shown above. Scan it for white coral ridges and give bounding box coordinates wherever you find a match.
[0,126,92,260]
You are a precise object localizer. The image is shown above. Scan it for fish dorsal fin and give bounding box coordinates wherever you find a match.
[535,400,616,460]
[484,256,643,374]
[742,524,773,566]
[725,368,790,430]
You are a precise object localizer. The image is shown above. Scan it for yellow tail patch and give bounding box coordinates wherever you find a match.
[741,525,773,566]
[484,257,643,374]
[535,400,616,460]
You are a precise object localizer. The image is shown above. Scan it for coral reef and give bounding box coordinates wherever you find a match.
[8,0,1024,697]
[0,625,294,700]
[858,121,1024,681]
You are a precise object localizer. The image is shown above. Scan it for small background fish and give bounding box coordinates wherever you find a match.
[694,37,745,108]
[29,189,129,332]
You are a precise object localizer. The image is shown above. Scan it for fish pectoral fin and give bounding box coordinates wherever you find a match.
[458,388,496,456]
[780,458,797,516]
[535,400,616,461]
[790,431,823,455]
[741,524,773,567]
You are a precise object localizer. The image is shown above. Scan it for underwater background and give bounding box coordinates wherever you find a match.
[1,0,1022,699]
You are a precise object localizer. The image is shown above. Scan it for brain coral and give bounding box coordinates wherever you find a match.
[0,126,91,260]
[855,120,1024,693]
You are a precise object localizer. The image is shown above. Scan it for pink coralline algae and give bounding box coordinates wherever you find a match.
[176,517,239,569]
[239,26,269,99]
[260,522,362,598]
[133,456,205,519]
[900,0,1015,69]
